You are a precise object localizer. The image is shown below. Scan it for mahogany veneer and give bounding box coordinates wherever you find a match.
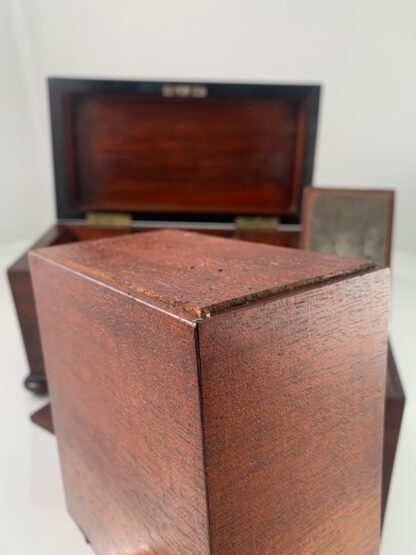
[30,230,389,554]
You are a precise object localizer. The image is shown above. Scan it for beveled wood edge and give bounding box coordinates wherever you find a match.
[30,241,379,320]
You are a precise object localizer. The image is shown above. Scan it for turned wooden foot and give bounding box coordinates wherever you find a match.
[24,373,48,395]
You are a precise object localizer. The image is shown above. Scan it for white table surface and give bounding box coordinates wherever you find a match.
[1,239,415,554]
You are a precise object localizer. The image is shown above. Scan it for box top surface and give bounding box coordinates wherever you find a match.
[32,230,376,320]
[49,78,320,224]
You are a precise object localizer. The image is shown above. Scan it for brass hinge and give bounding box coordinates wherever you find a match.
[234,216,280,231]
[86,212,132,228]
[162,84,208,98]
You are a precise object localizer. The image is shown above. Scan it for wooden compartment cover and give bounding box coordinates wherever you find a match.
[301,187,394,265]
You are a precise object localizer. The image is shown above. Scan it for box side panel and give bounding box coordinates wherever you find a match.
[382,343,405,525]
[198,269,389,554]
[7,224,77,393]
[29,255,210,555]
[7,266,45,379]
[382,397,404,526]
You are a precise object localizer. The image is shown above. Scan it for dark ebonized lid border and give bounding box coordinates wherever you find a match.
[49,77,321,224]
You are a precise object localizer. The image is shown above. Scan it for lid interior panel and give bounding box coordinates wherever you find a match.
[50,80,320,221]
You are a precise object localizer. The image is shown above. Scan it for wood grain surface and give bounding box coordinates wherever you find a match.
[30,252,209,555]
[198,269,389,554]
[30,230,389,554]
[70,95,306,215]
[34,229,374,319]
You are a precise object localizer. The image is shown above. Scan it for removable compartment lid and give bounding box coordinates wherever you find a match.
[49,78,320,223]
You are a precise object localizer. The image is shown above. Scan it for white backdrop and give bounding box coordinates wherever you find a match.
[1,2,415,553]
[1,0,415,255]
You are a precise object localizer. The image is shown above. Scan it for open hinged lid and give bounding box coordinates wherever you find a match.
[49,78,320,225]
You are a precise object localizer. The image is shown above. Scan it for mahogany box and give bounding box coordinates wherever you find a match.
[29,230,390,555]
[7,77,320,395]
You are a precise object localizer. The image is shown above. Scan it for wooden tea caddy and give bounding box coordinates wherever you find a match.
[29,230,390,554]
[8,77,320,395]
